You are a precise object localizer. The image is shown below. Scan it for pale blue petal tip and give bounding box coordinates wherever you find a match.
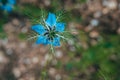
[52,37,60,46]
[46,13,56,27]
[56,22,65,32]
[36,36,47,45]
[8,0,16,4]
[1,5,12,12]
[31,24,46,35]
[46,37,60,46]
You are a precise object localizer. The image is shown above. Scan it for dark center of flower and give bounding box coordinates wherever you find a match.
[44,26,57,41]
[1,0,7,5]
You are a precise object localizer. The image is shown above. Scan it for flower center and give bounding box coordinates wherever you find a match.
[44,26,57,41]
[1,0,7,5]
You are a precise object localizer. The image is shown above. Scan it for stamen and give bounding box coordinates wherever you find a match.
[53,26,56,30]
[49,26,52,30]
[44,32,49,36]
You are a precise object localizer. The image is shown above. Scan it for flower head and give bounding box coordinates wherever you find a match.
[31,13,66,47]
[0,0,16,12]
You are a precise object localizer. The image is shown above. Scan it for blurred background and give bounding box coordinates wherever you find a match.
[0,0,120,80]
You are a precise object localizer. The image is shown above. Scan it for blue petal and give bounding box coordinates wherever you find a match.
[31,24,46,35]
[8,0,16,4]
[56,23,65,32]
[46,13,56,27]
[44,37,60,46]
[1,5,12,12]
[52,37,60,46]
[36,36,48,45]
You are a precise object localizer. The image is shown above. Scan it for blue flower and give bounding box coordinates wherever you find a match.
[0,0,16,12]
[31,13,65,47]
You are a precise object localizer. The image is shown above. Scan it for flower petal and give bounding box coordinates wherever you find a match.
[31,24,46,35]
[8,0,16,4]
[47,37,60,46]
[36,36,48,45]
[46,13,56,27]
[1,5,12,12]
[56,22,65,32]
[52,37,60,46]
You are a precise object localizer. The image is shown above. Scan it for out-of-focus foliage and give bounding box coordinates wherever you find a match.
[65,35,120,80]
